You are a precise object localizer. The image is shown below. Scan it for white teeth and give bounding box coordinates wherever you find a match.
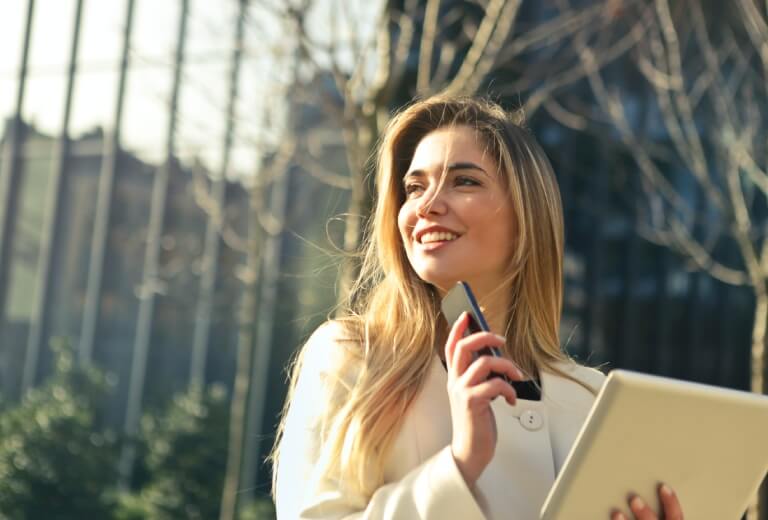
[420,231,459,244]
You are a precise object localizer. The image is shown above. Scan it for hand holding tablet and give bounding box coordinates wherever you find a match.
[609,483,684,520]
[541,370,768,520]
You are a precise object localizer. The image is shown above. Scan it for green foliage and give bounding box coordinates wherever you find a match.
[115,384,230,520]
[0,340,239,520]
[111,491,160,520]
[0,339,118,519]
[238,497,277,520]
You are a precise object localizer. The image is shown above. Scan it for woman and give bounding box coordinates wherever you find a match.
[270,96,684,519]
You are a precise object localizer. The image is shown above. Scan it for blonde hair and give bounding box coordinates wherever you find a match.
[270,95,595,502]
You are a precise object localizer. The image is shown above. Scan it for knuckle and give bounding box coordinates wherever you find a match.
[474,355,493,370]
[454,337,469,352]
[670,507,683,520]
[483,331,504,344]
[502,358,517,370]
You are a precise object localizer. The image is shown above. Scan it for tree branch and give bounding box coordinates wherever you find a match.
[417,0,442,93]
[444,0,520,95]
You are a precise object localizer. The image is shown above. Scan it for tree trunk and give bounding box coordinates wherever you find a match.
[747,291,768,520]
[239,156,291,506]
[218,182,264,520]
[750,292,766,395]
[337,112,378,305]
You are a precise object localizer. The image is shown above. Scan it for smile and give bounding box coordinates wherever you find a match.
[415,234,459,251]
[419,231,459,244]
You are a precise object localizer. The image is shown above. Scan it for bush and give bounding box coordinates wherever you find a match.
[238,497,276,520]
[0,340,238,520]
[115,384,230,520]
[0,339,118,519]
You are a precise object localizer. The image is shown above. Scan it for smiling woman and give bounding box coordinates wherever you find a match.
[397,125,517,322]
[268,95,684,520]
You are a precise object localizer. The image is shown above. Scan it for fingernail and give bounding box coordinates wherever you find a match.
[660,483,673,496]
[494,334,506,342]
[630,496,645,510]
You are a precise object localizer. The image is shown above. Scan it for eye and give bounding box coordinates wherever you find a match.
[455,175,481,187]
[404,183,424,197]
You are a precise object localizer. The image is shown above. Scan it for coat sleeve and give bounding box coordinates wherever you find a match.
[274,321,486,520]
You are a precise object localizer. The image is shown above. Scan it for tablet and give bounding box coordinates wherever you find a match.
[540,369,768,519]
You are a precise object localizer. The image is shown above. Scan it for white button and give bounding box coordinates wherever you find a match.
[519,410,543,431]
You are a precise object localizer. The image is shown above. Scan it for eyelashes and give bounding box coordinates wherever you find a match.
[403,182,424,195]
[403,176,482,197]
[456,176,482,187]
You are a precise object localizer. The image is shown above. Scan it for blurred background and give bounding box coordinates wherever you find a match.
[0,0,766,518]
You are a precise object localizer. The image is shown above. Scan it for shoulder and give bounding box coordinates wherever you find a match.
[559,361,606,390]
[546,359,607,398]
[298,320,361,390]
[302,319,359,363]
[282,321,362,436]
[302,320,350,362]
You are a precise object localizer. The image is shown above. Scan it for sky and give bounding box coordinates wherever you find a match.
[0,0,381,179]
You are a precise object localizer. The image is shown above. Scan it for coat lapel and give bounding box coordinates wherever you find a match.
[383,356,595,519]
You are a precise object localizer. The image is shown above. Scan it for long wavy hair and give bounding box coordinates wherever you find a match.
[270,95,595,502]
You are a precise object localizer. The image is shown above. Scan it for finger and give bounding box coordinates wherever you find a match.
[658,483,683,520]
[452,332,507,377]
[445,312,470,374]
[460,355,524,387]
[463,377,518,407]
[628,495,657,520]
[609,510,628,520]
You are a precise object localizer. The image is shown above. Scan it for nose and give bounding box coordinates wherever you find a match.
[416,185,448,217]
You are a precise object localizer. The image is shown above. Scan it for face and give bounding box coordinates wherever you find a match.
[397,125,516,297]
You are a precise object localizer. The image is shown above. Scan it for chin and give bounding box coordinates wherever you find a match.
[414,271,461,294]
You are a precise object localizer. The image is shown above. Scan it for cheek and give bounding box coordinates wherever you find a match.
[477,204,514,246]
[397,205,414,245]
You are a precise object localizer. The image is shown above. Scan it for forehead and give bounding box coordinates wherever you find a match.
[407,125,494,173]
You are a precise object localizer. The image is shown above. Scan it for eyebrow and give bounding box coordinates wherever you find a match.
[403,161,488,181]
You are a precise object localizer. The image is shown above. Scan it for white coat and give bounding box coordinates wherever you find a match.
[275,321,606,519]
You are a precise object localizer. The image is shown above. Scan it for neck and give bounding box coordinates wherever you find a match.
[474,283,510,335]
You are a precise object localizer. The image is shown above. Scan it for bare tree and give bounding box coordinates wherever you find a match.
[216,55,298,520]
[218,137,294,520]
[276,0,643,300]
[568,0,768,517]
